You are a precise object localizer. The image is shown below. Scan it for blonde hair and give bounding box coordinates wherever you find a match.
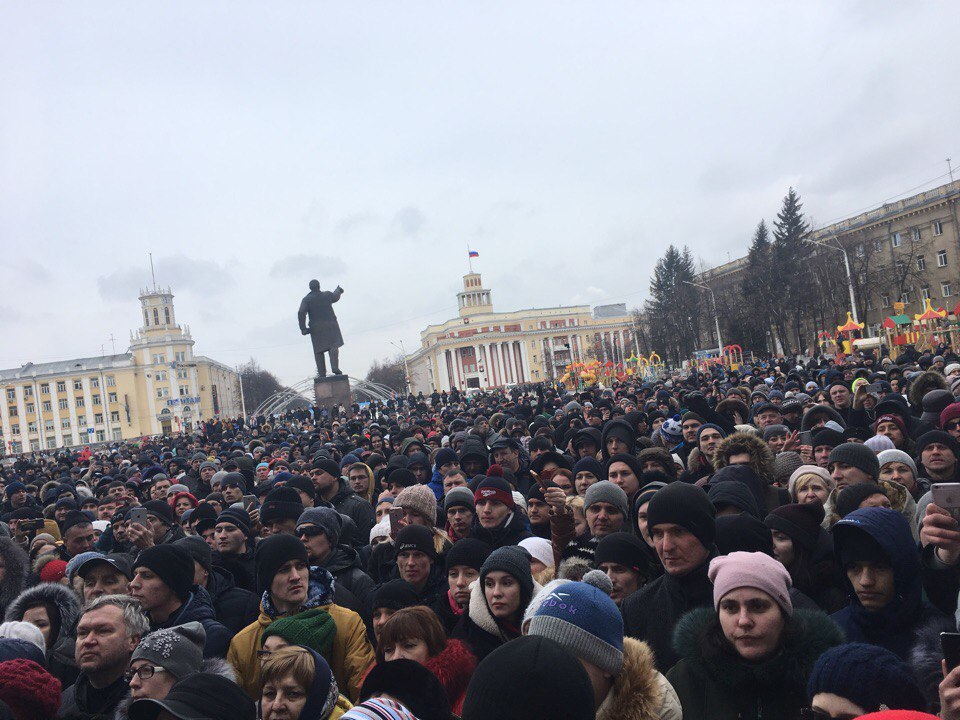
[260,645,314,691]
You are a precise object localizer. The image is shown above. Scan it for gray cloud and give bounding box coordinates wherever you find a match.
[269,254,347,280]
[393,206,425,236]
[97,255,232,300]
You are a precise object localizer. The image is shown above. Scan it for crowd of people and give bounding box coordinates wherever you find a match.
[5,348,960,719]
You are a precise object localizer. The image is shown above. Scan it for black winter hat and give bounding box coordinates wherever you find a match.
[811,428,846,449]
[283,475,316,500]
[215,507,251,536]
[444,538,492,572]
[394,524,437,561]
[594,532,648,576]
[143,499,175,526]
[360,659,450,720]
[61,509,92,534]
[372,579,420,612]
[461,635,595,720]
[128,672,255,720]
[765,502,825,552]
[174,535,212,571]
[259,487,304,524]
[480,546,534,605]
[835,483,887,520]
[219,472,246,490]
[828,442,880,480]
[715,513,774,555]
[134,545,195,602]
[255,533,308,595]
[646,481,716,549]
[916,429,960,457]
[385,468,417,489]
[311,458,340,478]
[604,453,644,484]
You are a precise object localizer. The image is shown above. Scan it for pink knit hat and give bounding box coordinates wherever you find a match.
[708,551,793,616]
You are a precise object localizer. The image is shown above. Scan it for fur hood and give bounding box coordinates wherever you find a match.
[823,479,919,539]
[713,431,776,482]
[672,606,843,690]
[5,581,82,645]
[424,638,476,714]
[800,405,848,432]
[466,576,542,640]
[112,657,237,720]
[0,538,29,615]
[909,371,949,409]
[909,614,955,711]
[597,637,682,720]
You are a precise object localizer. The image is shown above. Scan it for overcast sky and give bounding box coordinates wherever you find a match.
[2,2,957,387]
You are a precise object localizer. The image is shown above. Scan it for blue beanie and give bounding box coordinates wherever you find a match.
[696,423,726,441]
[806,642,925,712]
[434,448,458,468]
[527,581,624,674]
[4,482,25,495]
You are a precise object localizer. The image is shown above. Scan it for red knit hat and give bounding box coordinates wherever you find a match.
[873,413,907,436]
[855,713,939,719]
[940,402,960,429]
[38,559,67,584]
[0,659,62,720]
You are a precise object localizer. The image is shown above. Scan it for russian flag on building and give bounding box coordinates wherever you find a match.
[468,249,479,258]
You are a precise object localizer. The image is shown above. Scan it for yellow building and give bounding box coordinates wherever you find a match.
[0,286,243,453]
[405,272,637,394]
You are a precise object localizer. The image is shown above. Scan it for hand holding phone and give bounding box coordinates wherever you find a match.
[127,508,149,527]
[389,507,404,539]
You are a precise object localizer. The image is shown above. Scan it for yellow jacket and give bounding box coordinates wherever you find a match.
[330,695,353,719]
[227,601,374,701]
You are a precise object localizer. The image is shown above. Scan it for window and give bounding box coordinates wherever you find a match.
[180,386,190,396]
[7,406,16,417]
[934,220,944,236]
[874,239,883,253]
[156,371,167,381]
[77,416,87,427]
[41,401,51,412]
[40,383,49,394]
[938,250,948,267]
[164,308,171,324]
[913,228,922,241]
[856,243,864,257]
[106,376,116,387]
[61,419,70,429]
[73,380,82,390]
[92,395,101,406]
[23,386,32,397]
[156,387,169,399]
[8,442,20,454]
[177,370,188,380]
[90,378,99,389]
[5,389,13,401]
[75,397,84,408]
[27,422,37,434]
[95,430,106,442]
[110,411,120,422]
[29,440,39,451]
[58,399,68,410]
[867,296,873,311]
[108,392,117,403]
[175,352,186,363]
[893,232,902,247]
[917,255,926,270]
[943,282,953,298]
[56,381,66,393]
[46,438,56,449]
[94,413,103,425]
[901,291,911,304]
[881,294,890,307]
[152,354,166,365]
[44,420,54,433]
[922,286,931,301]
[25,403,34,414]
[153,308,159,325]
[10,425,19,436]
[896,261,905,275]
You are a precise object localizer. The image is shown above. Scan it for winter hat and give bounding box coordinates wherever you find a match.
[215,507,251,536]
[836,483,887,519]
[787,465,834,499]
[0,659,61,720]
[633,480,667,512]
[443,487,474,513]
[369,517,390,544]
[604,453,644,486]
[865,434,896,453]
[480,546,534,603]
[709,551,792,616]
[142,499,176,526]
[60,510,91,535]
[360,659,450,720]
[715,513,774,556]
[696,423,727,441]
[658,416,683,445]
[445,538,491,572]
[940,402,960,428]
[773,451,803,486]
[128,672,256,720]
[132,622,205,680]
[395,485,437,526]
[594,532,648,576]
[762,424,789,441]
[341,698,417,720]
[473,476,515,509]
[876,449,918,479]
[372,580,420,612]
[311,458,341,479]
[38,560,67,584]
[461,635,595,720]
[394,525,437,560]
[173,536,212,572]
[259,487,304,525]
[922,389,955,426]
[764,502,825,552]
[828,442,880,480]
[527,580,624,674]
[255,534,308,595]
[0,640,44,667]
[916,430,960,458]
[807,643,926,713]
[646,481,716,549]
[0,623,44,654]
[262,608,337,657]
[134,545,195,602]
[583,480,629,519]
[874,413,908,437]
[385,468,418,489]
[518,537,554,569]
[433,448,458,469]
[199,461,218,474]
[296,507,342,547]
[571,457,606,481]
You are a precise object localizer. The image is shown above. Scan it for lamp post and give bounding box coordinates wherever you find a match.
[683,280,723,354]
[805,234,859,325]
[390,341,411,396]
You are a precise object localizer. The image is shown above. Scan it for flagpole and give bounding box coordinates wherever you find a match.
[467,243,473,273]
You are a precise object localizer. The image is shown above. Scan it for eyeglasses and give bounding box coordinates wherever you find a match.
[296,525,325,538]
[125,666,167,681]
[800,709,859,720]
[946,421,960,432]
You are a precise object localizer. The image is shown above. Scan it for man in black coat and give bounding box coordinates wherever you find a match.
[622,482,716,672]
[298,279,345,377]
[176,536,260,635]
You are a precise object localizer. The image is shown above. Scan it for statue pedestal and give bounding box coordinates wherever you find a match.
[314,375,352,415]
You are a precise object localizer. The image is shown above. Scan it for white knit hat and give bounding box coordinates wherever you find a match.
[518,537,554,569]
[0,621,45,652]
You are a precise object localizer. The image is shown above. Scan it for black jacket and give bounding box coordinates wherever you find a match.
[321,546,376,621]
[6,582,81,688]
[151,586,232,658]
[205,565,260,635]
[329,480,375,540]
[468,509,532,549]
[57,674,128,719]
[212,545,257,593]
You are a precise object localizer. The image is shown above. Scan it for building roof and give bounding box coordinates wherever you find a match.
[0,354,134,382]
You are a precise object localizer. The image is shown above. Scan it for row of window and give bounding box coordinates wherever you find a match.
[6,392,120,416]
[916,251,949,270]
[877,283,954,309]
[854,220,946,256]
[4,376,117,402]
[9,427,119,451]
[7,411,121,436]
[150,352,188,365]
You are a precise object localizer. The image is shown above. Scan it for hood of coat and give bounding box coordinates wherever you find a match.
[708,464,768,515]
[712,431,775,482]
[323,545,363,574]
[598,637,682,720]
[672,606,843,690]
[466,576,542,640]
[0,538,29,612]
[423,638,476,705]
[909,614,955,711]
[800,405,848,432]
[5,580,82,647]
[909,371,949,409]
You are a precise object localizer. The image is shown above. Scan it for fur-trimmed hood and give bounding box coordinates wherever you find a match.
[597,637,682,720]
[5,581,82,646]
[909,371,949,409]
[713,431,776,482]
[800,405,848,432]
[466,576,542,640]
[823,479,919,539]
[0,538,29,615]
[672,606,843,690]
[112,656,236,720]
[910,614,955,711]
[424,638,476,715]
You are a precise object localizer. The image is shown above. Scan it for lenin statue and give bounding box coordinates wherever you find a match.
[298,279,344,377]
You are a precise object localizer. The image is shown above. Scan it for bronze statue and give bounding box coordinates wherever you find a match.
[298,279,344,378]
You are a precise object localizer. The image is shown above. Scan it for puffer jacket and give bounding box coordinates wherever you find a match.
[322,546,376,624]
[330,480,376,540]
[148,585,232,658]
[0,537,29,618]
[6,581,81,688]
[226,568,374,702]
[666,607,843,720]
[598,638,682,720]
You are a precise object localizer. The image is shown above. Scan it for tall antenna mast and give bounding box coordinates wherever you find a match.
[948,158,955,183]
[149,253,157,290]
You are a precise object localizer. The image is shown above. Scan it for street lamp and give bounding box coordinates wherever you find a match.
[804,233,859,324]
[389,341,411,396]
[683,280,723,354]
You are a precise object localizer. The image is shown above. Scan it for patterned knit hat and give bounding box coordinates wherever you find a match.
[0,659,61,720]
[395,485,437,526]
[131,622,205,680]
[341,698,417,720]
[262,608,337,658]
[773,451,803,486]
